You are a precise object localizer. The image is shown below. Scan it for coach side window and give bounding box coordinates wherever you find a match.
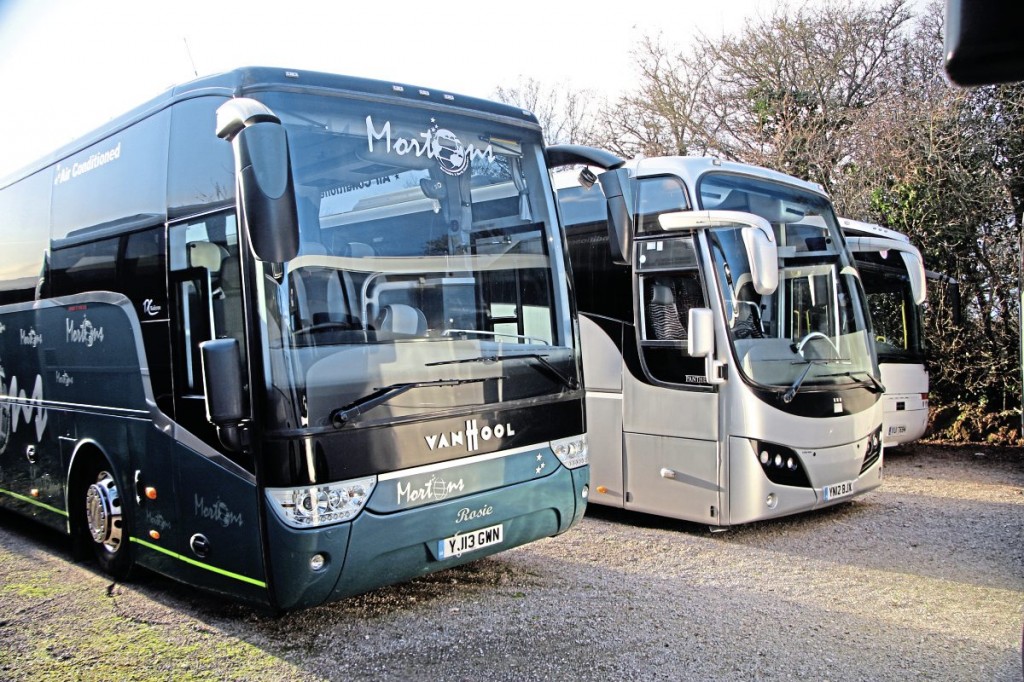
[634,208,709,388]
[635,176,690,234]
[50,238,120,297]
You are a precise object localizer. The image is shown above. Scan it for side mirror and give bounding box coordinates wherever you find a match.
[899,250,927,305]
[660,210,779,295]
[596,168,634,265]
[200,338,247,453]
[947,279,962,326]
[688,307,714,357]
[688,307,726,386]
[544,144,625,171]
[217,98,300,264]
[846,236,927,305]
[944,0,1024,86]
[741,225,779,295]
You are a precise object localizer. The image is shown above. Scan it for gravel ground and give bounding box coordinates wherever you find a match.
[1,443,1021,681]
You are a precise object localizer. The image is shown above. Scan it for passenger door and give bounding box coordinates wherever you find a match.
[168,211,245,448]
[622,178,722,523]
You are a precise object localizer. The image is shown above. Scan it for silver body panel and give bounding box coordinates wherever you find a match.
[574,157,884,527]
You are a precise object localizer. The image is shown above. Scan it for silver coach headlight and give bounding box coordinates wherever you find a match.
[266,476,377,528]
[551,434,588,469]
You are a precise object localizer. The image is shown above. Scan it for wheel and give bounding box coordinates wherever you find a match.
[77,462,135,579]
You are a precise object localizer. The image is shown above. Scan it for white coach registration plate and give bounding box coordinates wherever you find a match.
[822,479,856,501]
[438,523,504,559]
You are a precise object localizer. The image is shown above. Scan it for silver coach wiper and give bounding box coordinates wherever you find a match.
[330,378,488,429]
[843,371,887,395]
[426,352,579,391]
[783,365,881,404]
[782,360,824,404]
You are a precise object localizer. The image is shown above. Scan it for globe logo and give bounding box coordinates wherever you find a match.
[431,476,450,500]
[431,129,470,176]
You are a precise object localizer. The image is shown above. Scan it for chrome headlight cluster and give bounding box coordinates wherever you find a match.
[266,476,377,529]
[551,434,588,469]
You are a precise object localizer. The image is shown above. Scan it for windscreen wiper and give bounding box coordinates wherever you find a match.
[783,365,885,404]
[782,360,825,403]
[426,353,579,391]
[843,371,886,394]
[330,378,487,429]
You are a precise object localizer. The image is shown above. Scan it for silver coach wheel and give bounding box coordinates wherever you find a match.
[85,470,124,554]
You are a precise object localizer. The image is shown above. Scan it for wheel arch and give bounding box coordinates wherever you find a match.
[65,439,117,541]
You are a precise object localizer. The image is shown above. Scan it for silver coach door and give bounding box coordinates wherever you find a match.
[621,177,722,524]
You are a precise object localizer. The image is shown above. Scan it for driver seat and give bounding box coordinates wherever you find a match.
[377,304,427,338]
[291,243,349,329]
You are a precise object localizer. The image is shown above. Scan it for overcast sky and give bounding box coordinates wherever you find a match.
[0,0,783,177]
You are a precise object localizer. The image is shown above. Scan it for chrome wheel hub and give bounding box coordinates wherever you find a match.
[85,471,123,553]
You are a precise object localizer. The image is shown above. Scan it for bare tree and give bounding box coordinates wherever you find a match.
[493,77,598,146]
[697,0,912,193]
[492,1,1021,440]
[589,35,718,159]
[834,3,1022,436]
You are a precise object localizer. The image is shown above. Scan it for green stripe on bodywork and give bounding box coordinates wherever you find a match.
[0,487,69,517]
[130,537,267,588]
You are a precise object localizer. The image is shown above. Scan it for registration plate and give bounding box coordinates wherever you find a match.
[437,523,504,559]
[822,479,856,501]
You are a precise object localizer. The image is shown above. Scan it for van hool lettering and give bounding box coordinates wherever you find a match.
[425,419,515,453]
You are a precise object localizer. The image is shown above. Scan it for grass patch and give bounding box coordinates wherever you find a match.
[2,582,59,598]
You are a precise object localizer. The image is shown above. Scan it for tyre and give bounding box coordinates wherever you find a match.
[76,460,135,580]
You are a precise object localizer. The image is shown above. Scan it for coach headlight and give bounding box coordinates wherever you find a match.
[266,476,377,528]
[552,434,588,469]
[751,439,811,488]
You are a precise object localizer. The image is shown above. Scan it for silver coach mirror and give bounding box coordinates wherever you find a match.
[846,236,927,305]
[688,307,714,358]
[741,224,779,295]
[688,307,726,385]
[659,210,779,295]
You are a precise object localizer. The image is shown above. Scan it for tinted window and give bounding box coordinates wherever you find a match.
[169,212,241,394]
[50,238,120,297]
[636,235,708,386]
[636,176,689,233]
[51,109,170,243]
[123,228,168,322]
[557,184,608,227]
[0,170,51,304]
[167,96,235,218]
